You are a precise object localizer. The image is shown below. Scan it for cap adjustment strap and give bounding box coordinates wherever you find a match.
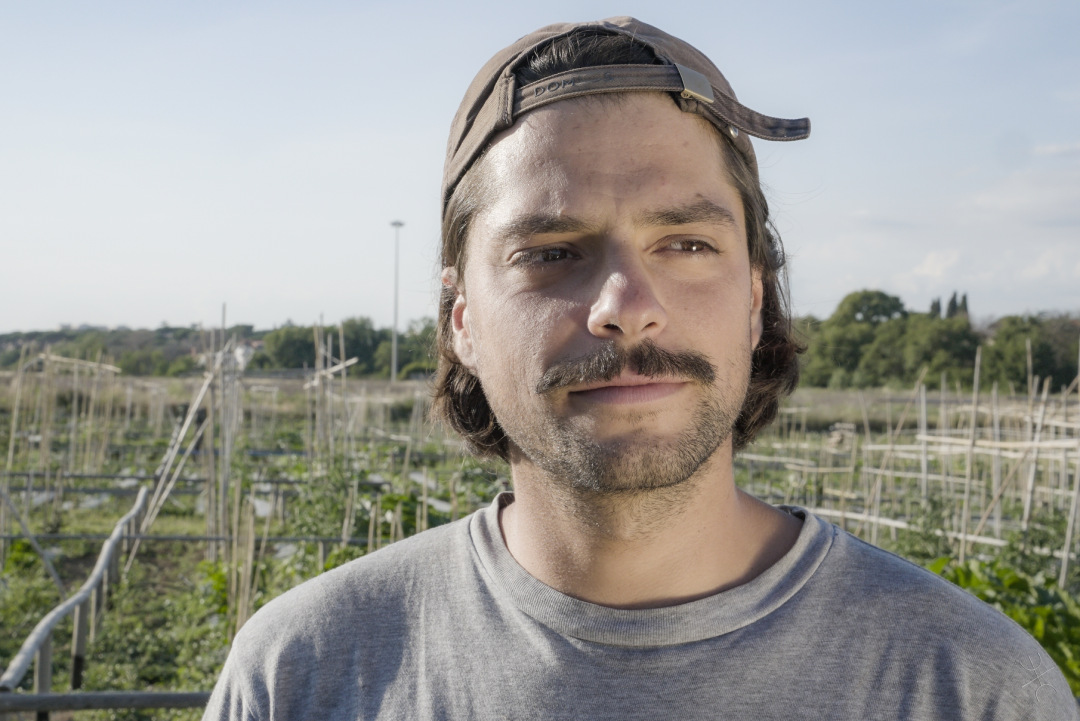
[513,64,809,143]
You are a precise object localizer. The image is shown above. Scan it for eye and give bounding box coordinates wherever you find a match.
[666,238,718,254]
[511,246,576,266]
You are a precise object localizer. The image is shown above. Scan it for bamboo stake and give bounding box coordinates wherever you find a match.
[367,494,377,553]
[5,344,28,473]
[1060,450,1079,586]
[125,417,211,572]
[958,346,982,563]
[853,368,926,540]
[969,445,1036,546]
[1058,336,1080,586]
[68,361,80,474]
[991,383,1002,538]
[1,344,29,564]
[1020,379,1052,532]
[918,383,928,499]
[234,494,257,634]
[339,323,348,458]
[0,486,65,595]
[341,478,358,548]
[248,490,276,622]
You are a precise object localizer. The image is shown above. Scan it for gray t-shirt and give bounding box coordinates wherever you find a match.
[204,495,1079,719]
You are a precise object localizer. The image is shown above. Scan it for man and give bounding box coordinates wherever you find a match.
[205,18,1078,719]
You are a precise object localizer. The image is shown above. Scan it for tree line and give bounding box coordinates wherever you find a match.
[0,317,437,380]
[799,290,1079,392]
[2,293,1077,388]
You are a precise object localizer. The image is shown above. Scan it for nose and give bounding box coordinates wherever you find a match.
[585,253,667,341]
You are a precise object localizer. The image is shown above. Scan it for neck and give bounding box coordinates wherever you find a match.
[499,445,802,609]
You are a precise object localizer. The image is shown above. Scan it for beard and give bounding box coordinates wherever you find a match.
[493,340,750,496]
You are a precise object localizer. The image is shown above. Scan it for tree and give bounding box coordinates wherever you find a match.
[945,292,959,319]
[900,315,979,386]
[929,298,941,319]
[263,326,316,369]
[832,290,907,326]
[854,317,908,387]
[802,291,906,388]
[983,316,1057,391]
[340,317,386,376]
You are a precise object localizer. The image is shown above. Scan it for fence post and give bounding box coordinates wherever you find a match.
[34,633,52,721]
[71,598,90,690]
[108,543,120,585]
[89,580,101,644]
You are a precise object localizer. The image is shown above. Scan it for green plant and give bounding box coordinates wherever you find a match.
[81,562,231,720]
[890,495,954,564]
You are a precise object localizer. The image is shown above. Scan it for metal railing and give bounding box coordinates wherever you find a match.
[0,486,149,695]
[0,690,210,714]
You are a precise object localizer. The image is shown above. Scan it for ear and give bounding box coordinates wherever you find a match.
[749,267,764,350]
[442,267,477,371]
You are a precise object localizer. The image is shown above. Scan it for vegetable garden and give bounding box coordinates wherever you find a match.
[1,334,1078,719]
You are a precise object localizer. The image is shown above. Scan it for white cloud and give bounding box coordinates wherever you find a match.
[958,165,1080,228]
[1021,250,1057,280]
[1034,142,1080,157]
[911,249,961,280]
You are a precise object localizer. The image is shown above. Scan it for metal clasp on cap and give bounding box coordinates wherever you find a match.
[674,63,714,104]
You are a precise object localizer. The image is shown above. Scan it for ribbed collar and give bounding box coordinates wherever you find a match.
[469,492,834,647]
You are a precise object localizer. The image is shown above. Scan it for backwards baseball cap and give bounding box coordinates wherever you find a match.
[442,16,810,215]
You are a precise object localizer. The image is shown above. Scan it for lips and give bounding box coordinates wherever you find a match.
[568,375,688,404]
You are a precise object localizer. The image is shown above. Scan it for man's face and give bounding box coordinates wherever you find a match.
[447,92,763,492]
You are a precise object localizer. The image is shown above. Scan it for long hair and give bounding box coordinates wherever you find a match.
[432,32,804,459]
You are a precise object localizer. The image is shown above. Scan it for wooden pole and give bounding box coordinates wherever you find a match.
[34,634,51,721]
[1020,379,1052,532]
[68,361,79,474]
[70,599,89,689]
[958,346,981,563]
[1,344,29,565]
[5,344,28,471]
[918,383,928,499]
[89,582,100,644]
[1057,336,1080,586]
[1059,450,1079,586]
[991,383,1002,538]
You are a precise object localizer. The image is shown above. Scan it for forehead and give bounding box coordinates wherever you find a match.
[468,92,740,240]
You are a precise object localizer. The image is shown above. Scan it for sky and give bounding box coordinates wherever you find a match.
[2,0,1078,334]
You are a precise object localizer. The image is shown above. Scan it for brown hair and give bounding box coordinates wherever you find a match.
[432,32,804,459]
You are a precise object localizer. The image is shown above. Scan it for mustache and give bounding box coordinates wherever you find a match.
[535,339,716,395]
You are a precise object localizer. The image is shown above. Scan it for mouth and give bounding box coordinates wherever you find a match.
[568,374,688,404]
[534,339,716,396]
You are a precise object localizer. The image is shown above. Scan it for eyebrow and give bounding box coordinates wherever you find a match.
[496,214,597,241]
[634,199,739,229]
[494,198,738,241]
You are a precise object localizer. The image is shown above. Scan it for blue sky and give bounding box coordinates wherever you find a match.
[2,0,1078,333]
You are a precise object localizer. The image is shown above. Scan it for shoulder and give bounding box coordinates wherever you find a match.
[805,517,1078,718]
[821,525,1014,631]
[202,517,475,720]
[240,515,471,649]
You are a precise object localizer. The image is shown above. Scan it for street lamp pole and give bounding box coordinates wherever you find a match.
[390,221,404,382]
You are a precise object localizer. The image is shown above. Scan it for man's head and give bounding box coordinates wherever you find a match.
[432,18,808,472]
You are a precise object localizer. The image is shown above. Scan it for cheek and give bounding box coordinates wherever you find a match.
[471,292,580,383]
